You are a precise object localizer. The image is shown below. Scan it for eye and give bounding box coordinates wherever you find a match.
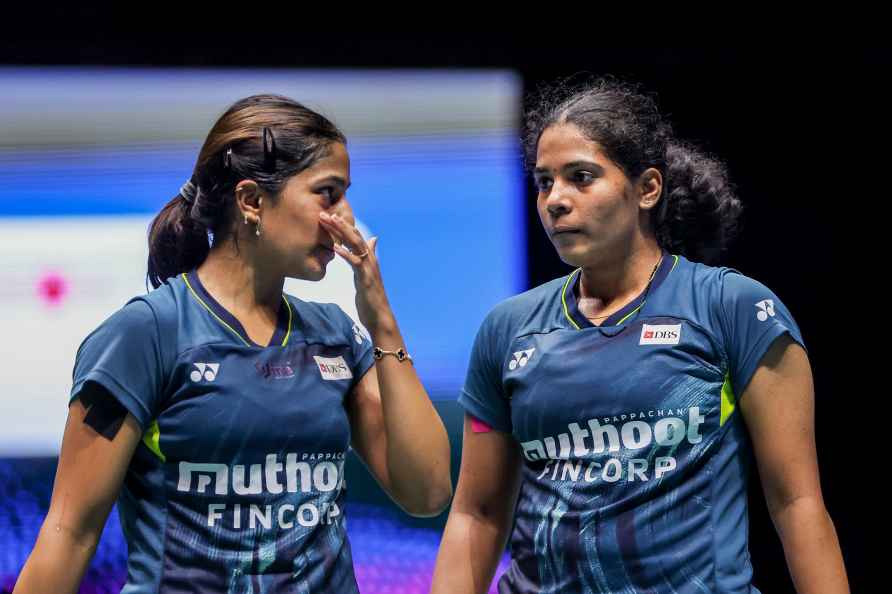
[318,186,341,205]
[572,170,595,184]
[534,176,553,192]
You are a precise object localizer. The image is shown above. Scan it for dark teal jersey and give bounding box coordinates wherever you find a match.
[70,271,374,593]
[459,253,805,594]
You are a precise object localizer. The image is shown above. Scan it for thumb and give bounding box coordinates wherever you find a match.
[368,236,379,255]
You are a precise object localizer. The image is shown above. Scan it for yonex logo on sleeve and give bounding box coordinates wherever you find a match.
[755,299,775,321]
[639,324,682,345]
[313,355,353,381]
[352,324,365,344]
[190,363,220,382]
[509,348,536,370]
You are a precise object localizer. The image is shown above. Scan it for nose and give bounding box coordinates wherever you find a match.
[332,199,356,227]
[543,181,572,218]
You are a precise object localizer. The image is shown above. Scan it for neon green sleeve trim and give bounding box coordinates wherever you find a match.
[142,420,166,462]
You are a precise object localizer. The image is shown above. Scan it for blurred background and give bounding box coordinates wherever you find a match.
[0,26,874,593]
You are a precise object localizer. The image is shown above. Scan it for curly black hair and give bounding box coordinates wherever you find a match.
[524,76,742,264]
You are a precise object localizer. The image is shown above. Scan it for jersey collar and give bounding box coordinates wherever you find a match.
[183,270,293,347]
[561,252,679,330]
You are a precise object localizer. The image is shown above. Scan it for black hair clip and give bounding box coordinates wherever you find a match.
[262,127,276,170]
[223,148,233,169]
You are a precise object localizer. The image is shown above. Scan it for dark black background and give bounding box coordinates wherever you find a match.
[2,29,875,592]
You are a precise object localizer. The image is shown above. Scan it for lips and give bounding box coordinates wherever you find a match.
[551,227,581,236]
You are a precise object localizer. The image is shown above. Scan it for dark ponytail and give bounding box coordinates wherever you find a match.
[146,187,210,289]
[656,140,742,264]
[146,94,346,289]
[524,76,742,264]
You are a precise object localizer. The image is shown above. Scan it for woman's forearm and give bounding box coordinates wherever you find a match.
[14,519,98,594]
[771,495,849,594]
[431,508,508,594]
[370,318,452,516]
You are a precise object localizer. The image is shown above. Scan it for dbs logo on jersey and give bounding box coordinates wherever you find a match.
[190,362,220,382]
[639,324,682,345]
[313,355,353,381]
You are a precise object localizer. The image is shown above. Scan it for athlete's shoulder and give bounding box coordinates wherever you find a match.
[134,275,183,312]
[658,254,732,306]
[673,255,778,303]
[282,294,356,342]
[117,275,187,339]
[482,273,571,338]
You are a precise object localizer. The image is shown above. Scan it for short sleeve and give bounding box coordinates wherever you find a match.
[69,298,166,430]
[718,272,807,397]
[458,308,512,433]
[331,306,374,389]
[350,324,375,388]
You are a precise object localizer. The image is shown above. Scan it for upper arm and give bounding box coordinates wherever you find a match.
[451,414,522,524]
[345,364,394,494]
[452,306,521,518]
[716,271,806,397]
[739,335,822,514]
[715,271,819,512]
[458,308,513,433]
[70,298,168,428]
[52,297,169,541]
[46,394,143,546]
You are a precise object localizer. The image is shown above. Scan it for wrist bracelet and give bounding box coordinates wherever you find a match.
[373,346,413,364]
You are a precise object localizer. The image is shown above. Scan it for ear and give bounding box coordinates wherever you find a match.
[235,180,264,223]
[636,167,663,211]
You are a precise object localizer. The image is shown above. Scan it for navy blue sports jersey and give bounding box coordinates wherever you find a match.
[70,270,374,593]
[459,253,806,594]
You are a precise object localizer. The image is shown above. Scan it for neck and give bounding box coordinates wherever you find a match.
[197,242,284,315]
[577,240,663,306]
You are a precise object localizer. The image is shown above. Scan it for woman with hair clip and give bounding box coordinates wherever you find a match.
[431,78,849,593]
[14,94,452,594]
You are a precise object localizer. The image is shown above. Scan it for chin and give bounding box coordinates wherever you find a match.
[553,245,587,268]
[298,267,326,282]
[288,261,327,282]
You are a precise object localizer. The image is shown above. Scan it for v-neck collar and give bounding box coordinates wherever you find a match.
[561,252,679,330]
[183,270,293,347]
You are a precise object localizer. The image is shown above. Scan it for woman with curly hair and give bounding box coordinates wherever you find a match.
[431,78,848,593]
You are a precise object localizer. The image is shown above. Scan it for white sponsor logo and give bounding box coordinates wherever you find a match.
[176,453,347,530]
[508,348,536,370]
[313,355,353,380]
[639,324,682,345]
[206,501,341,530]
[755,299,775,321]
[177,453,346,497]
[190,362,220,382]
[521,407,706,485]
[352,324,365,344]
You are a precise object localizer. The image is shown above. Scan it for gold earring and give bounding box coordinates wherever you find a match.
[244,214,248,225]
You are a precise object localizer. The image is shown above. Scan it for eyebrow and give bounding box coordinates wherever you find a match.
[534,160,605,176]
[314,175,351,189]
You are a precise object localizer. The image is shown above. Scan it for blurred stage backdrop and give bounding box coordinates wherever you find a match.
[0,66,524,593]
